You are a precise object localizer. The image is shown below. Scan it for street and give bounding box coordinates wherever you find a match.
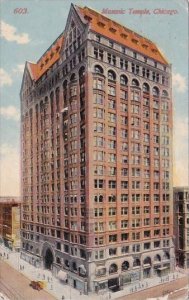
[0,259,56,300]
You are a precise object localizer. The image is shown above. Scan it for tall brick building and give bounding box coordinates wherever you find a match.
[20,4,174,293]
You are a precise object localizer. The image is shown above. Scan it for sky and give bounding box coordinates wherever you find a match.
[0,0,188,196]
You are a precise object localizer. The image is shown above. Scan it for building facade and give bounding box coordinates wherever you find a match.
[21,4,174,293]
[173,187,189,268]
[0,197,21,251]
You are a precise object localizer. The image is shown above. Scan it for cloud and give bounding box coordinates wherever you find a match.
[0,68,13,87]
[13,64,25,74]
[0,20,30,44]
[0,144,20,196]
[172,73,187,93]
[173,116,189,186]
[0,105,20,121]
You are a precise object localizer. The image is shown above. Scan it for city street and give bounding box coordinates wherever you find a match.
[0,259,55,300]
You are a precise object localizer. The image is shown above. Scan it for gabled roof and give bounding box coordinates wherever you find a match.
[76,5,168,65]
[27,34,64,81]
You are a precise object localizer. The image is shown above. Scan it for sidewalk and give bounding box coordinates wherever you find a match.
[0,244,188,300]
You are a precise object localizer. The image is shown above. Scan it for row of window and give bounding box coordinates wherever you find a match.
[94,228,170,245]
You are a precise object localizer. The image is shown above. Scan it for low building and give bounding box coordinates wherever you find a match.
[173,187,189,268]
[0,197,21,251]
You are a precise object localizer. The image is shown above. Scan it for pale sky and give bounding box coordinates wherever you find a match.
[0,0,188,196]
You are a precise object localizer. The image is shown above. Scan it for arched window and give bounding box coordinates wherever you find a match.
[152,86,159,96]
[109,263,118,274]
[154,254,161,262]
[121,261,129,271]
[79,66,85,78]
[143,257,151,265]
[163,252,170,260]
[120,75,128,86]
[70,73,76,82]
[143,83,150,92]
[63,80,68,89]
[64,259,69,268]
[72,261,77,271]
[162,90,169,97]
[132,79,140,87]
[94,65,104,74]
[133,258,140,267]
[108,70,116,81]
[55,87,60,112]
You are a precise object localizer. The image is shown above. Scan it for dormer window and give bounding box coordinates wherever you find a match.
[132,39,139,44]
[142,44,148,49]
[84,15,92,22]
[97,22,105,28]
[50,52,54,58]
[109,27,116,33]
[120,33,128,39]
[152,48,158,54]
[45,58,49,64]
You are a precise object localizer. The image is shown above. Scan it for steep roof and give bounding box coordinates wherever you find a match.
[76,6,168,65]
[27,34,64,81]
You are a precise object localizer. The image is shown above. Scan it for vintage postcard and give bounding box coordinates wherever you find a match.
[0,0,188,299]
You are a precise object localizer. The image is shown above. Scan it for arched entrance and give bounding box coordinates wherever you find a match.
[44,248,54,270]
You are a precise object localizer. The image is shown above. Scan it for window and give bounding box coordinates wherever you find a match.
[121,181,128,189]
[109,234,117,242]
[132,207,140,214]
[109,248,117,256]
[108,127,117,138]
[108,86,116,96]
[120,75,128,85]
[108,113,116,123]
[131,90,140,101]
[109,153,116,163]
[108,54,116,66]
[94,208,104,217]
[94,93,103,105]
[93,78,103,90]
[132,244,140,252]
[120,90,128,100]
[94,48,104,61]
[94,179,104,189]
[121,207,128,215]
[121,194,128,202]
[109,40,114,48]
[95,35,100,42]
[121,220,128,228]
[109,208,116,217]
[94,194,104,203]
[132,232,140,240]
[109,180,116,189]
[121,233,129,241]
[121,246,129,253]
[121,168,128,176]
[108,99,116,109]
[120,59,128,70]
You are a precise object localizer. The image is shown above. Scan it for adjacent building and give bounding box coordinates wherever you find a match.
[20,4,174,293]
[0,197,21,251]
[173,187,189,268]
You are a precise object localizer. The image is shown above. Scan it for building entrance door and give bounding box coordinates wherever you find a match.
[44,248,53,270]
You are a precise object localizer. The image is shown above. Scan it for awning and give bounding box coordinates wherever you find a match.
[57,270,68,281]
[157,266,168,271]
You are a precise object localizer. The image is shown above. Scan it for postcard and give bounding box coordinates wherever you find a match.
[0,0,188,299]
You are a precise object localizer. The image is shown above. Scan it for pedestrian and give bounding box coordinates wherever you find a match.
[79,290,82,295]
[47,276,50,282]
[23,265,24,270]
[50,284,53,290]
[43,274,45,280]
[62,296,65,300]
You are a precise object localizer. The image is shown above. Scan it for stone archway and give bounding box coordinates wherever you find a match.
[44,248,54,270]
[41,243,55,270]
